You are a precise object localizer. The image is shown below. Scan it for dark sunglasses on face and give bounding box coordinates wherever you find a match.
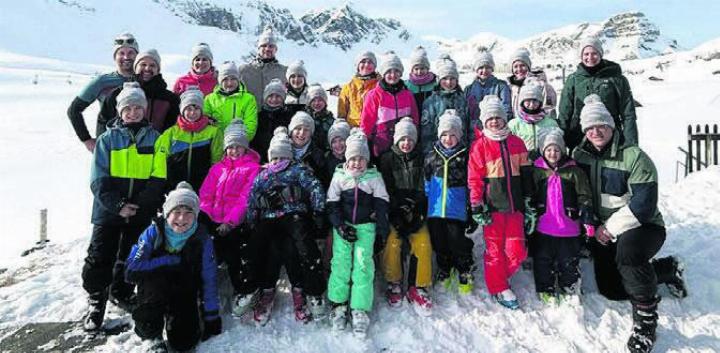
[114,38,135,45]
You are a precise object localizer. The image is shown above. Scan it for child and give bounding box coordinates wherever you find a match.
[199,120,262,316]
[324,119,351,184]
[305,83,335,153]
[156,86,224,191]
[421,54,470,155]
[529,128,592,304]
[82,82,166,331]
[249,79,294,164]
[424,110,474,296]
[360,51,419,161]
[125,182,221,352]
[378,117,433,316]
[285,60,309,113]
[468,95,533,310]
[173,43,217,96]
[289,111,329,187]
[507,82,559,161]
[507,47,531,116]
[245,127,328,325]
[405,46,437,113]
[326,129,390,337]
[464,50,512,124]
[203,61,258,136]
[337,51,380,127]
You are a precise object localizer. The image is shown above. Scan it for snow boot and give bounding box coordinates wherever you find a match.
[83,290,107,332]
[627,296,660,353]
[253,288,276,326]
[559,280,582,306]
[494,289,520,310]
[457,272,474,295]
[145,337,168,353]
[653,256,688,299]
[351,309,370,338]
[538,292,557,306]
[308,295,328,323]
[406,286,432,316]
[232,288,260,317]
[435,269,454,293]
[385,282,403,308]
[109,291,137,313]
[291,287,311,323]
[329,303,348,333]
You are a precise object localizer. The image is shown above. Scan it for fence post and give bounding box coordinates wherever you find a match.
[696,125,702,171]
[39,209,48,243]
[714,124,719,166]
[688,125,693,173]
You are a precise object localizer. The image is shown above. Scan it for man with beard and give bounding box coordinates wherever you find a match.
[239,26,288,107]
[99,49,180,134]
[67,33,139,152]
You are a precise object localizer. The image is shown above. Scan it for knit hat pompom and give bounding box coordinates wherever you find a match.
[478,95,507,124]
[224,119,249,150]
[379,50,404,76]
[409,46,430,70]
[163,181,200,218]
[580,94,614,131]
[435,53,459,80]
[286,60,307,80]
[268,126,293,160]
[345,128,370,161]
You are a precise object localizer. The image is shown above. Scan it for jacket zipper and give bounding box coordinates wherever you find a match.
[500,141,515,212]
[352,178,359,224]
[440,148,466,217]
[126,129,137,223]
[232,102,236,120]
[187,132,194,180]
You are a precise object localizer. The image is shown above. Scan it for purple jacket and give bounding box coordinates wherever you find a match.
[533,158,587,237]
[199,150,261,226]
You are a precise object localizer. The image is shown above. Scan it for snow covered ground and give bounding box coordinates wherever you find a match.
[0,50,719,352]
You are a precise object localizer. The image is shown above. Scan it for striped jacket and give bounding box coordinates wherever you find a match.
[360,80,419,158]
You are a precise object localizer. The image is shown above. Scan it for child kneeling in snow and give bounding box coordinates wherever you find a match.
[326,129,390,337]
[125,182,221,352]
[528,128,593,305]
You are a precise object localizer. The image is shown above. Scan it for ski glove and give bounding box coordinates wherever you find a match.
[471,204,492,226]
[524,198,538,235]
[201,317,222,341]
[337,224,358,243]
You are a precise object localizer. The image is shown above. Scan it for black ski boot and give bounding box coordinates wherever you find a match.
[627,296,660,353]
[652,256,687,298]
[83,290,108,332]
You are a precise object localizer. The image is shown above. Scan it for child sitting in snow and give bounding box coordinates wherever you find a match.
[337,51,380,127]
[250,79,294,164]
[424,110,474,296]
[507,82,559,161]
[528,128,593,305]
[156,86,224,192]
[285,60,310,114]
[468,95,533,310]
[125,182,221,352]
[173,43,217,96]
[326,129,390,337]
[203,61,258,136]
[244,127,328,326]
[198,120,262,317]
[378,117,433,316]
[305,83,335,153]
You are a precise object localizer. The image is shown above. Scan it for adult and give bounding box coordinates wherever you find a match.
[572,95,686,353]
[100,49,180,133]
[239,26,288,107]
[67,32,138,152]
[558,37,638,152]
[173,43,217,96]
[507,47,557,119]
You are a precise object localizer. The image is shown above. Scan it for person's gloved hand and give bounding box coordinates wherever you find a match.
[313,212,327,234]
[337,224,357,242]
[201,316,222,341]
[471,204,492,226]
[583,224,596,237]
[524,198,538,235]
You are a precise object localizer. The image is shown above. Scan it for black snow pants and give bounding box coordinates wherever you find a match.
[428,218,475,276]
[532,233,582,293]
[82,224,144,299]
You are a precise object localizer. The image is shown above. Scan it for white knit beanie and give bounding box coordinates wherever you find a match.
[191,43,213,63]
[218,61,240,84]
[263,79,287,101]
[538,127,566,155]
[579,37,604,58]
[133,49,161,73]
[437,109,464,139]
[473,50,495,71]
[435,53,459,80]
[268,126,293,160]
[479,95,507,124]
[224,120,249,150]
[580,94,615,131]
[409,46,430,70]
[257,26,277,47]
[286,60,307,80]
[163,181,200,218]
[355,51,377,70]
[393,117,418,145]
[327,119,351,146]
[510,47,532,69]
[518,82,544,105]
[345,128,370,161]
[180,86,204,113]
[306,83,328,105]
[116,82,147,114]
[289,111,315,136]
[379,51,404,76]
[112,32,139,58]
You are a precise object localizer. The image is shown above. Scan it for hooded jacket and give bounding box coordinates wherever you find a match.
[203,84,258,138]
[199,150,261,226]
[360,80,420,158]
[173,69,217,96]
[420,87,471,155]
[337,74,381,127]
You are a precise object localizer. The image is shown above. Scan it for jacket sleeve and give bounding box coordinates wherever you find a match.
[244,175,262,226]
[298,166,326,214]
[359,90,379,140]
[499,82,513,118]
[326,173,344,228]
[604,150,659,236]
[98,90,119,135]
[211,129,225,164]
[244,96,259,141]
[173,78,184,95]
[90,134,125,215]
[199,163,220,221]
[125,225,182,283]
[202,94,216,121]
[572,165,596,225]
[225,163,261,226]
[164,94,180,132]
[557,76,580,151]
[200,234,220,320]
[67,97,93,142]
[464,84,479,122]
[420,97,437,154]
[617,76,638,146]
[371,174,391,239]
[337,83,350,120]
[134,136,168,214]
[467,142,487,207]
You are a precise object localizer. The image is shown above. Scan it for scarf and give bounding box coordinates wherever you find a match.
[219,87,240,96]
[434,140,463,158]
[379,79,404,95]
[164,220,197,253]
[409,72,436,86]
[484,126,511,142]
[177,114,209,132]
[262,104,283,112]
[517,107,546,124]
[267,159,291,173]
[344,163,366,178]
[355,72,378,81]
[258,57,278,64]
[292,143,310,161]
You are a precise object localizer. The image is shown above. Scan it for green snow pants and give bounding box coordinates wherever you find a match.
[327,222,376,311]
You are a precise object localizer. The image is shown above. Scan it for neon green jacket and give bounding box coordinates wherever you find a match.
[156,123,224,191]
[203,85,258,139]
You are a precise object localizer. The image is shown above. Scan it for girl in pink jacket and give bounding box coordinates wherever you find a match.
[173,43,217,96]
[360,51,419,160]
[199,120,262,316]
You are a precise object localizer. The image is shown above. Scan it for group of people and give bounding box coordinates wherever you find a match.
[66,28,687,353]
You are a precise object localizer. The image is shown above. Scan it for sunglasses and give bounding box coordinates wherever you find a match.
[114,38,136,45]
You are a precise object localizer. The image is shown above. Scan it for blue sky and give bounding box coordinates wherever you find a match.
[267,0,719,48]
